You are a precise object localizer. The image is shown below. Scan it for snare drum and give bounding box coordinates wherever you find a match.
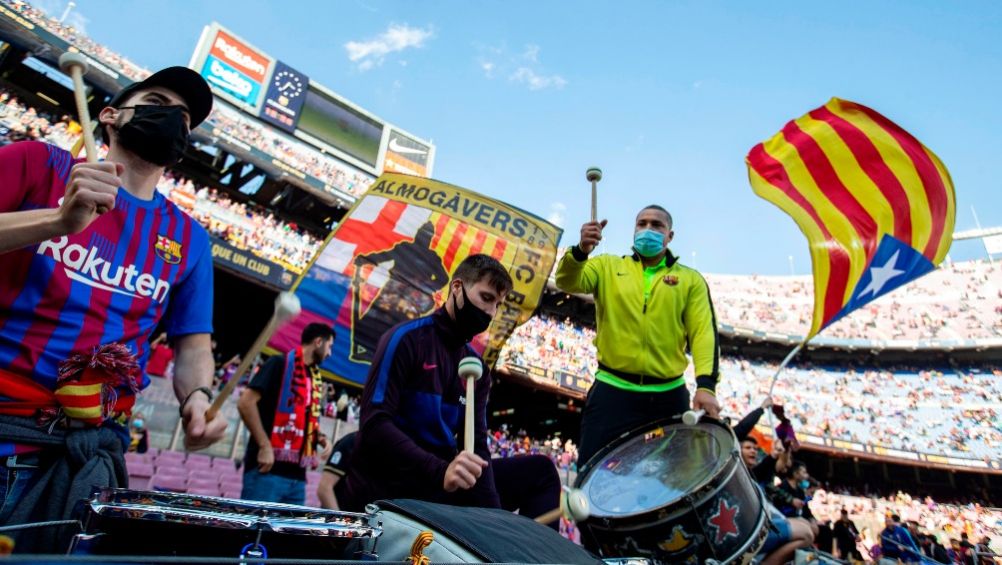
[575,417,767,565]
[69,488,380,559]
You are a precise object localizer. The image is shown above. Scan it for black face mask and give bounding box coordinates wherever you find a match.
[452,284,493,341]
[115,105,189,167]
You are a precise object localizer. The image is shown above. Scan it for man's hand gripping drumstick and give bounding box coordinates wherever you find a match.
[443,357,488,493]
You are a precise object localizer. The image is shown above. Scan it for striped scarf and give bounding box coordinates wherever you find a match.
[269,348,322,468]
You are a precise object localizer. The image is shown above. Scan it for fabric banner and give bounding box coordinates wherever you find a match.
[746,98,956,337]
[268,173,562,386]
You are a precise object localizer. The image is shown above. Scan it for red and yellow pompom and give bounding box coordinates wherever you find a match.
[56,343,140,425]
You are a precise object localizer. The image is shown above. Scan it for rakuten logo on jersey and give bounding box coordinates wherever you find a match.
[37,237,171,302]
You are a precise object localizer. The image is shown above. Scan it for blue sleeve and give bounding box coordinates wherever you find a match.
[166,231,214,337]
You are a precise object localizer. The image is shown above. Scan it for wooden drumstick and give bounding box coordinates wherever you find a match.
[58,53,99,164]
[59,52,108,213]
[683,409,706,426]
[535,487,590,524]
[205,292,301,422]
[586,167,602,223]
[458,357,483,453]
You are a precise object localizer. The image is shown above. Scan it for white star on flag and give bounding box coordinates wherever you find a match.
[858,250,905,299]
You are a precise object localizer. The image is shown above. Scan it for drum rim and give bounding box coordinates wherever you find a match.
[91,488,375,520]
[574,416,738,518]
[82,488,381,538]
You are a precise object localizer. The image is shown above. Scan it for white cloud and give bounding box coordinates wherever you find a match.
[692,80,704,90]
[345,24,433,71]
[476,42,566,91]
[547,202,567,227]
[510,67,567,91]
[522,44,540,63]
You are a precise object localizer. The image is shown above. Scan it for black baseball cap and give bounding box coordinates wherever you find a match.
[107,66,213,128]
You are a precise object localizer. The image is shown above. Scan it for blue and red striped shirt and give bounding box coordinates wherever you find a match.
[0,141,213,394]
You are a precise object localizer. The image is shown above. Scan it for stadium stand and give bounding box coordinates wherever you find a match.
[499,312,1002,462]
[2,6,998,557]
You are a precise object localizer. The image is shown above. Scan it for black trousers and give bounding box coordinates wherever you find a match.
[576,380,691,469]
[492,455,562,530]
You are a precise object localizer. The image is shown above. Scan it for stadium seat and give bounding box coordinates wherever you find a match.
[126,461,155,479]
[211,457,239,469]
[187,478,220,492]
[155,450,186,466]
[189,469,221,482]
[150,474,187,493]
[187,484,221,497]
[186,453,213,468]
[124,452,152,467]
[154,463,187,477]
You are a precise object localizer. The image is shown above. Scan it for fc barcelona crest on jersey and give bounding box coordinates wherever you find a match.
[155,235,183,265]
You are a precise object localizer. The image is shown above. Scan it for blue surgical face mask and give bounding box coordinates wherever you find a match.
[633,229,665,258]
[800,479,810,489]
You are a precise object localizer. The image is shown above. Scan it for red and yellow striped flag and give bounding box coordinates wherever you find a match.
[746,98,956,338]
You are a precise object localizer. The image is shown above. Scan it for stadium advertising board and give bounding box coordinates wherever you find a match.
[383,129,434,177]
[196,25,272,109]
[296,85,383,168]
[259,60,308,133]
[209,236,293,290]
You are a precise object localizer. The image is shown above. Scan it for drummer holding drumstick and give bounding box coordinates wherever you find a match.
[340,255,561,525]
[0,67,225,543]
[555,203,721,468]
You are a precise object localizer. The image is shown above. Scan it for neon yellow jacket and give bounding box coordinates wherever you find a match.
[554,247,720,393]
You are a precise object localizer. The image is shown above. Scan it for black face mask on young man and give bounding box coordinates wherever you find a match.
[116,105,189,167]
[452,284,493,341]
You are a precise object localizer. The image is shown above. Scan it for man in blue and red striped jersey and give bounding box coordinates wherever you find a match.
[0,67,226,538]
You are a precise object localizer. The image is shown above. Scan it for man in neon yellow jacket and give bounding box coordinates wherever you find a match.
[555,205,721,467]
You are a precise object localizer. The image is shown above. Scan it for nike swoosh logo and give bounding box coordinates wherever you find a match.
[389,137,428,156]
[423,362,437,370]
[616,272,628,276]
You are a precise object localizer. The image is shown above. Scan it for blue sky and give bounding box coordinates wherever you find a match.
[39,0,1002,274]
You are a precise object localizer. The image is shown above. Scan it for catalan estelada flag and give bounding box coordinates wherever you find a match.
[267,173,562,386]
[746,98,956,338]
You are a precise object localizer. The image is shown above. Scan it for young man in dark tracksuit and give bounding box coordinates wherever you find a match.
[340,254,560,523]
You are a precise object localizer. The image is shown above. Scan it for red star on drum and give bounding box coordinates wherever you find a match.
[708,498,740,544]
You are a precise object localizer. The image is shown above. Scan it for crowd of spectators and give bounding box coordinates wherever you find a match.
[201,99,374,198]
[488,426,579,472]
[498,314,1002,462]
[159,173,324,273]
[498,314,598,380]
[4,0,374,200]
[717,357,1002,461]
[0,88,88,149]
[709,260,1002,341]
[809,488,1001,562]
[4,0,152,82]
[10,0,998,339]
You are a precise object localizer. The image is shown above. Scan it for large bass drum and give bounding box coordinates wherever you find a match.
[574,417,767,565]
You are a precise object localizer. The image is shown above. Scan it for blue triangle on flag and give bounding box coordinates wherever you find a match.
[824,234,935,330]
